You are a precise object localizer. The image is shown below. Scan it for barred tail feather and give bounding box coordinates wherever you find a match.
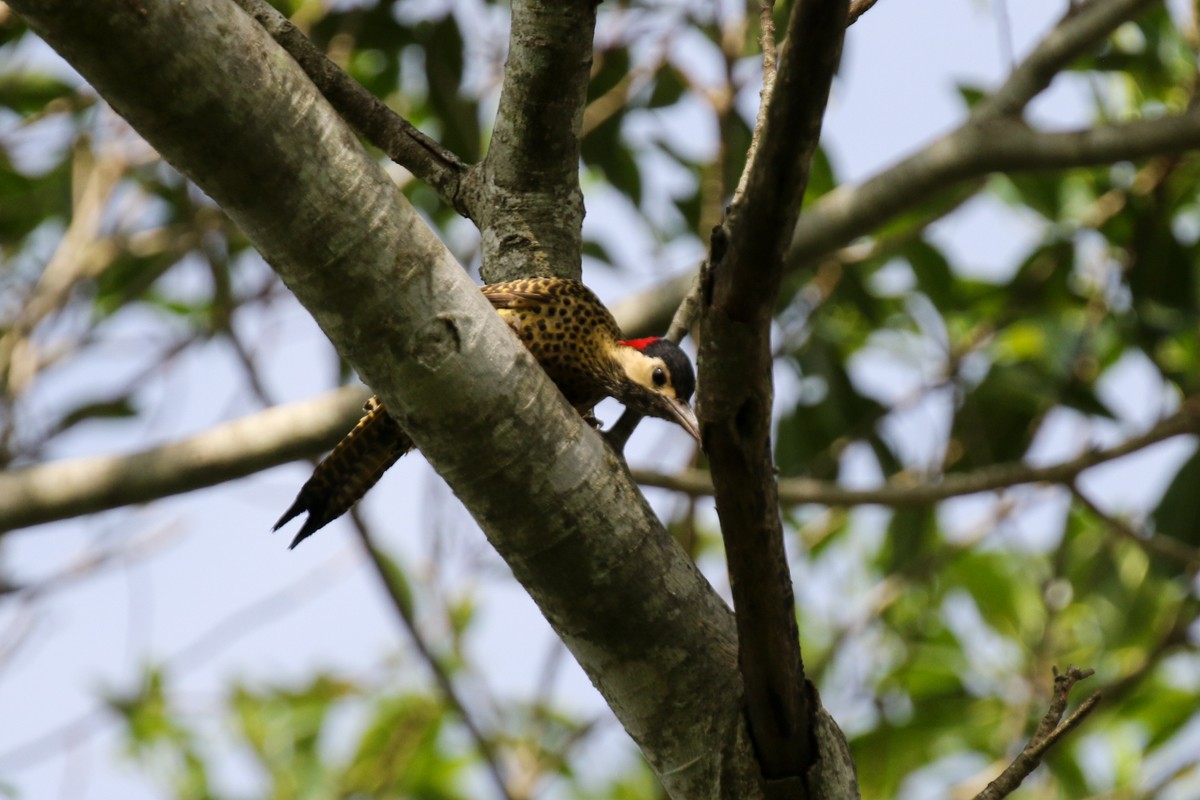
[274,396,413,548]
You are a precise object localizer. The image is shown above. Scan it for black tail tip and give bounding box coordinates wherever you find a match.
[286,518,325,549]
[274,510,325,550]
[273,497,306,533]
[273,495,336,549]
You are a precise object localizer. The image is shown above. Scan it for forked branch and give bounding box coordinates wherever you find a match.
[973,666,1101,800]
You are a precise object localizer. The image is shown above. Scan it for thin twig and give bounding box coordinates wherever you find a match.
[580,51,666,137]
[731,1,778,204]
[1070,484,1200,571]
[665,269,705,343]
[350,511,515,800]
[632,398,1200,532]
[0,148,127,396]
[973,666,1101,800]
[995,0,1015,71]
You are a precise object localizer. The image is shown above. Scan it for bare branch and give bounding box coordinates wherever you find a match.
[788,108,1200,271]
[975,0,1158,121]
[0,387,370,532]
[792,0,1170,265]
[731,2,778,204]
[698,0,849,782]
[633,397,1200,529]
[973,666,1101,800]
[229,0,472,218]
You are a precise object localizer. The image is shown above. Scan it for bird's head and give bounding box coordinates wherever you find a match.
[611,337,700,442]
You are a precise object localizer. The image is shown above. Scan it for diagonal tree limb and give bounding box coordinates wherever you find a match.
[786,108,1200,271]
[615,108,1200,337]
[974,0,1159,121]
[1070,483,1200,570]
[0,387,370,533]
[230,0,472,218]
[697,0,849,788]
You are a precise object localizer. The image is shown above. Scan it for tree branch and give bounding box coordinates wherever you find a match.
[633,396,1200,514]
[1070,484,1200,570]
[229,0,472,218]
[787,109,1200,269]
[613,0,1173,337]
[731,1,778,205]
[975,0,1159,121]
[698,0,848,786]
[474,0,597,283]
[0,387,369,532]
[973,666,1101,800]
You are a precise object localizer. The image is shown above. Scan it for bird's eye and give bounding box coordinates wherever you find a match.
[652,367,667,387]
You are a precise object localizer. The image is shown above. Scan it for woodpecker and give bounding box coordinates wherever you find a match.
[274,277,699,548]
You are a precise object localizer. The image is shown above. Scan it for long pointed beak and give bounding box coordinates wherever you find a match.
[665,397,701,444]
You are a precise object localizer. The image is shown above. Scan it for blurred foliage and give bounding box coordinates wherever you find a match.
[3,1,1200,799]
[106,667,473,800]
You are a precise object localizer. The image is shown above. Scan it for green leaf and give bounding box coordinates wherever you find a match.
[948,362,1054,470]
[422,15,482,162]
[1151,446,1200,547]
[53,397,138,434]
[582,237,614,267]
[581,102,639,203]
[880,507,936,573]
[0,154,71,246]
[0,73,78,115]
[588,48,631,102]
[647,63,687,109]
[900,239,955,308]
[955,82,987,110]
[776,339,891,480]
[802,145,837,203]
